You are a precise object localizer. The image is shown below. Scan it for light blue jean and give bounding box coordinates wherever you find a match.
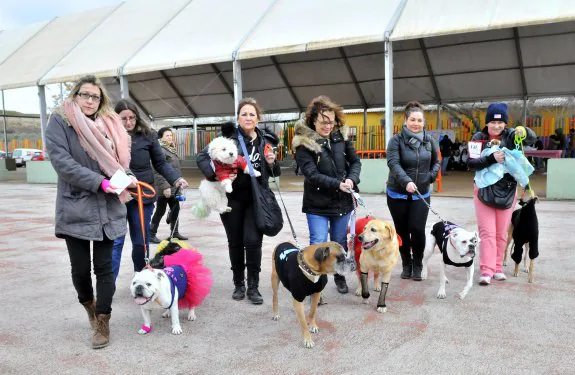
[306,213,351,250]
[112,200,154,281]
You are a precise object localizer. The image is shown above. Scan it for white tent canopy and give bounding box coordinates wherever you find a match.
[0,0,574,120]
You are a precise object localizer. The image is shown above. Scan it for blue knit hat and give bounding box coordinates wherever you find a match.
[485,103,508,124]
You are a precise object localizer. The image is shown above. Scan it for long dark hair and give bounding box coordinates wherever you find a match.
[305,95,345,130]
[114,99,151,135]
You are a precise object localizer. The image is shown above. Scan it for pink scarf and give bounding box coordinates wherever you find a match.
[64,100,132,202]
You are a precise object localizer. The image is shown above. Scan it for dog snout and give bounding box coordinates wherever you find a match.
[134,284,145,296]
[229,152,234,157]
[358,234,363,242]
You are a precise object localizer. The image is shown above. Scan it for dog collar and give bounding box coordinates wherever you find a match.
[297,251,320,283]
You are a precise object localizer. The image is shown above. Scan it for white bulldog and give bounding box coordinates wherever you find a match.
[130,267,196,335]
[421,221,479,300]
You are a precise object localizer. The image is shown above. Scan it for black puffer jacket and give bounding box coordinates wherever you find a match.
[197,125,281,202]
[128,131,181,204]
[292,120,361,216]
[386,125,440,195]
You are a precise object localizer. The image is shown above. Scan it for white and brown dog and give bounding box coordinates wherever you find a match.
[422,221,479,299]
[271,241,355,348]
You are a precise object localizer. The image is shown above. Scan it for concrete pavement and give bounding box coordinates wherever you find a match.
[1,182,574,375]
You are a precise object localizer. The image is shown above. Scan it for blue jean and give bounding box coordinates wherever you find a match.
[441,157,449,175]
[112,200,154,280]
[306,213,351,251]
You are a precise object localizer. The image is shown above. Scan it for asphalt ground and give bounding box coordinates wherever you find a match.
[1,179,574,375]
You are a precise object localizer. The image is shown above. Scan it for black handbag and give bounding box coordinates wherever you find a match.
[477,177,516,209]
[237,129,284,237]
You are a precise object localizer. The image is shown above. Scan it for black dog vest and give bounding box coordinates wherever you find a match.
[431,222,473,268]
[274,242,327,302]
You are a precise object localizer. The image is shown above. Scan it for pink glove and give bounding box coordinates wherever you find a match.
[101,179,111,192]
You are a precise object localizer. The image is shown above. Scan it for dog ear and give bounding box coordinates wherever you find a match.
[385,223,395,239]
[156,271,164,280]
[314,246,330,263]
[221,121,236,138]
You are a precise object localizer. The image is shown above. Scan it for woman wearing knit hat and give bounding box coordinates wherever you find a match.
[467,103,536,285]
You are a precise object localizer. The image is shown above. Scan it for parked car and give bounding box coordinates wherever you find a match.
[12,148,42,167]
[31,151,46,161]
[0,150,6,159]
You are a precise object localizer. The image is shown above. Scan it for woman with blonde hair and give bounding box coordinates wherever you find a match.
[45,75,135,349]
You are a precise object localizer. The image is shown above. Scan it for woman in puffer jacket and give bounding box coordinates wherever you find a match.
[386,101,440,281]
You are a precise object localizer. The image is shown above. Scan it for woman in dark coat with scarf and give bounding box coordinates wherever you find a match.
[197,98,280,305]
[386,101,440,281]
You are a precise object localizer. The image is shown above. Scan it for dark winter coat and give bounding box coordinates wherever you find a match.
[45,113,129,241]
[154,144,182,197]
[386,126,440,195]
[196,125,281,202]
[292,120,361,217]
[128,131,181,204]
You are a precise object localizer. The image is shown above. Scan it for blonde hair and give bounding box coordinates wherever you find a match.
[67,75,115,117]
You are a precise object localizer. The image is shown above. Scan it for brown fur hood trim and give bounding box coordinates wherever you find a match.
[291,119,350,153]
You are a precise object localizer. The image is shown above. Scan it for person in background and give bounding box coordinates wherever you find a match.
[548,128,566,157]
[150,127,188,243]
[292,95,361,297]
[439,134,453,176]
[197,98,280,305]
[386,101,440,281]
[45,75,135,349]
[111,99,188,282]
[568,128,575,158]
[467,103,535,285]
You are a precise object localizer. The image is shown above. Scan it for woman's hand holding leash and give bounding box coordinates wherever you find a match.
[163,188,172,198]
[128,175,138,188]
[174,178,189,189]
[340,179,354,193]
[406,182,417,193]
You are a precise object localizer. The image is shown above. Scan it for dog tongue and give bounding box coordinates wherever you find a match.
[134,297,148,305]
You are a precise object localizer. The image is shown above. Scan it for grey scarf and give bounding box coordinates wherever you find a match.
[402,125,425,148]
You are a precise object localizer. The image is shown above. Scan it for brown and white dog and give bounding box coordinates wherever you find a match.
[355,219,400,313]
[271,241,355,348]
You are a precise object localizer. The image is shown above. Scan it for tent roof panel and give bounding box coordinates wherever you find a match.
[524,65,575,95]
[236,0,402,60]
[390,0,575,41]
[0,5,119,89]
[40,0,191,84]
[123,0,274,75]
[520,33,575,66]
[0,21,49,64]
[435,70,523,102]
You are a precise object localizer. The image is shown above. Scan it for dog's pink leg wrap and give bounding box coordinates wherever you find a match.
[138,324,152,334]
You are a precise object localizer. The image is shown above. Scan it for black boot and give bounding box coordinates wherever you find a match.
[334,273,349,294]
[246,272,263,305]
[232,270,245,301]
[400,246,413,279]
[412,255,423,281]
[149,222,161,244]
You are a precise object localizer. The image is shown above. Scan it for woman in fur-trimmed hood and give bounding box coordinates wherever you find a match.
[292,95,361,295]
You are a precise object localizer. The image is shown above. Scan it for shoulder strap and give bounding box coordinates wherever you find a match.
[236,128,256,177]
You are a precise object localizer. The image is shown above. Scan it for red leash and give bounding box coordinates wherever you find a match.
[129,181,156,266]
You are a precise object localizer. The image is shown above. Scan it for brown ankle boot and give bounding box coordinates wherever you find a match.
[92,314,110,349]
[81,299,97,330]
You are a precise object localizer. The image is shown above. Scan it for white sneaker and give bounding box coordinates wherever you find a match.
[479,275,491,285]
[493,272,507,281]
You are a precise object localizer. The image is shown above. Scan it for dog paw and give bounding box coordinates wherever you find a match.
[272,314,280,321]
[373,285,381,292]
[421,271,428,280]
[225,207,232,212]
[503,260,508,266]
[362,298,370,305]
[354,287,362,296]
[171,325,183,335]
[444,277,450,284]
[523,267,529,273]
[458,292,468,300]
[513,271,519,277]
[377,306,387,313]
[303,338,315,349]
[187,310,196,321]
[309,325,319,334]
[162,310,171,318]
[253,171,261,177]
[436,290,447,299]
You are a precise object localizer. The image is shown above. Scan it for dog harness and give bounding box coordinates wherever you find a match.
[431,221,473,268]
[274,243,327,302]
[164,265,188,308]
[213,157,248,181]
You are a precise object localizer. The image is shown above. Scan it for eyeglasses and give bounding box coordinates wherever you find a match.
[121,115,137,123]
[317,120,335,127]
[77,92,101,102]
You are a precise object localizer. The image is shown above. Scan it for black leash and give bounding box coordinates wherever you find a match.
[269,167,304,250]
[413,187,449,227]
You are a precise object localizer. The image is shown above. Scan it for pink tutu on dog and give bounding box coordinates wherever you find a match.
[163,249,213,309]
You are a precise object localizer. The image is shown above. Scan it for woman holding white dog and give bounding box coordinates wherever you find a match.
[292,95,362,296]
[468,103,535,285]
[45,75,135,349]
[197,98,280,304]
[386,101,440,281]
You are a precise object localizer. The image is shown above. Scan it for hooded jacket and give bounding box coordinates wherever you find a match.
[292,120,361,216]
[386,125,440,195]
[196,124,281,202]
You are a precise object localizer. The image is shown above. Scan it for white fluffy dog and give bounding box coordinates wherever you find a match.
[192,136,260,218]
